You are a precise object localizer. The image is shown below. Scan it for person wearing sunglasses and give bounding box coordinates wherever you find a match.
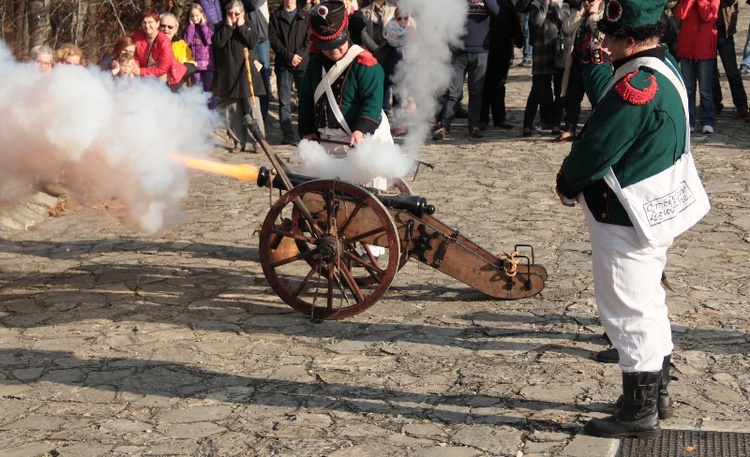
[133,8,187,86]
[159,12,198,91]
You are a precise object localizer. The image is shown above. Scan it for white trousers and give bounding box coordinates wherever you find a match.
[582,200,674,373]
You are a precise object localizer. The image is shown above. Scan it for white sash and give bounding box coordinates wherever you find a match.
[314,45,393,145]
[601,56,710,246]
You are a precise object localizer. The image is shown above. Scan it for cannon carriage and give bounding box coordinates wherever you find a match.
[250,130,547,320]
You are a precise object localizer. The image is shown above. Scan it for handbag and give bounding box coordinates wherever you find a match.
[554,29,567,70]
[602,57,710,246]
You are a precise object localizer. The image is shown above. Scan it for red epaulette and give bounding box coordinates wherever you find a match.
[615,69,658,105]
[357,51,378,67]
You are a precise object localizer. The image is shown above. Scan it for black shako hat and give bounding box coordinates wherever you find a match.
[309,1,349,51]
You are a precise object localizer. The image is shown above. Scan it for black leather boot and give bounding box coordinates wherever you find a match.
[614,355,674,420]
[584,371,662,438]
[658,355,674,419]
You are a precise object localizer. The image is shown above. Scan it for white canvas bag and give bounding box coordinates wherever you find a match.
[601,57,710,246]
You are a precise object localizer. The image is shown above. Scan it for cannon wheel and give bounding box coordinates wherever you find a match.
[259,180,401,319]
[290,177,412,288]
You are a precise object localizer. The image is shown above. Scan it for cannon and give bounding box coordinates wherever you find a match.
[245,125,547,320]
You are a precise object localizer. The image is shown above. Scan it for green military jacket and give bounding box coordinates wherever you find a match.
[557,47,686,226]
[298,48,384,137]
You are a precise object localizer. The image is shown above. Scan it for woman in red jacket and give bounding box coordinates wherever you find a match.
[675,0,719,134]
[133,8,187,87]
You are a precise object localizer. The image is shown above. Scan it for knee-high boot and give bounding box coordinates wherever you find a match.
[614,354,674,420]
[658,354,674,419]
[585,371,661,438]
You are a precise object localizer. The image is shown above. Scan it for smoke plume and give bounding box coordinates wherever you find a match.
[0,41,217,234]
[292,0,467,183]
[394,0,468,149]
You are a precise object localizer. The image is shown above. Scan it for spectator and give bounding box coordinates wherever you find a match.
[675,0,720,133]
[521,0,570,137]
[382,7,416,135]
[212,0,266,153]
[360,0,397,51]
[133,8,187,86]
[433,0,501,140]
[185,3,216,100]
[516,0,534,66]
[98,37,138,78]
[160,12,199,91]
[240,0,272,122]
[346,0,378,51]
[711,0,749,117]
[554,0,604,142]
[479,0,522,131]
[269,0,312,145]
[56,43,85,65]
[199,0,224,26]
[29,45,54,74]
[300,0,322,12]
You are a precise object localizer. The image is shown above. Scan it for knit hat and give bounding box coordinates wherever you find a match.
[602,0,665,28]
[309,1,349,51]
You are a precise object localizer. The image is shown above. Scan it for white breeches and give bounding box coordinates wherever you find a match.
[582,200,674,373]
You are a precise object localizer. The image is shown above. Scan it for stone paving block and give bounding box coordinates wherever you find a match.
[1,415,66,431]
[410,445,483,457]
[0,441,57,457]
[157,421,226,439]
[451,424,523,455]
[157,405,233,423]
[557,433,618,457]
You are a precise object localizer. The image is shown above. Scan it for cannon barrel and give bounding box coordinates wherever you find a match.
[257,167,435,217]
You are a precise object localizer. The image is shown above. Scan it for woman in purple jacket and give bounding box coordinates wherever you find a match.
[186,4,215,105]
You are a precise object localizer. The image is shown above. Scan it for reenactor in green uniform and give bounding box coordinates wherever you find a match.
[556,0,690,439]
[298,0,391,152]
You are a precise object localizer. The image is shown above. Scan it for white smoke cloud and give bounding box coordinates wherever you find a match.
[293,138,413,182]
[394,0,468,149]
[0,41,218,234]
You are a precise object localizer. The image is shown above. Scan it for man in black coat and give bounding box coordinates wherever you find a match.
[269,0,312,145]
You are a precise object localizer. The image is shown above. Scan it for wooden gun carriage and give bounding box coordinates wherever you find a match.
[247,123,547,320]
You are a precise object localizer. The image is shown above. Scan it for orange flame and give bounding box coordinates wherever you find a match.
[171,154,259,183]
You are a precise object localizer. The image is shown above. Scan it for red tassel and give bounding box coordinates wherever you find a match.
[357,51,378,67]
[615,70,658,105]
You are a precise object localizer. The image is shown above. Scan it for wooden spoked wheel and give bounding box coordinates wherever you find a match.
[259,180,400,319]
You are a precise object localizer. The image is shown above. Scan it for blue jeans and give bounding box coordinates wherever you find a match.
[681,58,715,128]
[439,51,488,132]
[522,13,532,61]
[712,34,748,109]
[275,67,304,137]
[256,39,272,120]
[741,27,750,70]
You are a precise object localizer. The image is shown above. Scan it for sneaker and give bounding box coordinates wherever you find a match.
[519,59,532,67]
[702,125,714,134]
[470,127,484,138]
[432,127,449,140]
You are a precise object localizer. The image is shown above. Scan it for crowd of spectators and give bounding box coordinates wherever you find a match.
[25,0,750,152]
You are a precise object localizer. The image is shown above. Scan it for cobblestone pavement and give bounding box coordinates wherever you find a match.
[2,39,750,457]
